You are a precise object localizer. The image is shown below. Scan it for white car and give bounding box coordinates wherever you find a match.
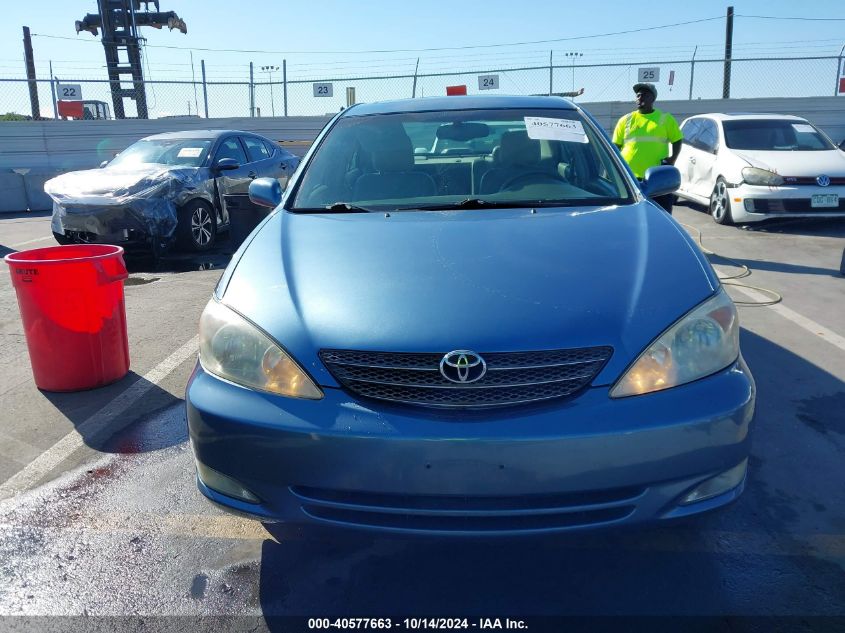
[675,113,845,224]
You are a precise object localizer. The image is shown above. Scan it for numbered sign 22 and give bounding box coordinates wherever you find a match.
[58,84,83,101]
[313,83,333,98]
[637,68,660,83]
[478,75,500,91]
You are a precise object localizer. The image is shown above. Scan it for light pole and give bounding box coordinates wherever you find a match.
[565,52,583,95]
[261,65,279,117]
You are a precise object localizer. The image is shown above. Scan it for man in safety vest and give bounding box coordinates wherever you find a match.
[612,82,683,214]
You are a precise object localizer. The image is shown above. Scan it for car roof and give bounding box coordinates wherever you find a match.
[141,129,257,141]
[686,113,808,122]
[342,95,578,117]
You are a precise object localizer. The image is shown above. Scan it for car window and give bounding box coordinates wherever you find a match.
[242,136,272,162]
[291,108,633,211]
[263,140,279,156]
[697,120,719,153]
[681,119,703,146]
[215,137,248,164]
[723,119,835,151]
[108,138,213,168]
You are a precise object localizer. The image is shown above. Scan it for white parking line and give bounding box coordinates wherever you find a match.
[731,286,845,352]
[10,236,53,248]
[0,335,199,499]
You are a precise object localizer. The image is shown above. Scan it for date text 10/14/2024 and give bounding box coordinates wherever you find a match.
[307,618,528,630]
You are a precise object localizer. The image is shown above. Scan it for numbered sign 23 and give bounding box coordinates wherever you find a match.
[637,68,660,83]
[58,84,83,101]
[478,75,500,90]
[313,83,333,98]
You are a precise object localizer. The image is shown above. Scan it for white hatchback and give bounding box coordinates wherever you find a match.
[675,113,845,224]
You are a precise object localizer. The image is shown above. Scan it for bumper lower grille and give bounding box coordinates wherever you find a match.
[748,198,845,212]
[292,485,641,533]
[319,347,612,408]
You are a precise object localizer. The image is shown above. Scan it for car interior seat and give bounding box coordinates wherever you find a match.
[478,131,547,194]
[352,129,437,201]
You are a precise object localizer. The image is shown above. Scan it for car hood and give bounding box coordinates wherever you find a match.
[44,164,202,203]
[221,203,718,388]
[732,149,845,177]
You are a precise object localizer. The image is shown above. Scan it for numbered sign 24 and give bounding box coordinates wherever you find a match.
[313,83,333,98]
[637,68,660,83]
[58,84,83,101]
[478,75,500,91]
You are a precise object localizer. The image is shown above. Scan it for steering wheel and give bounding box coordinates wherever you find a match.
[499,172,563,192]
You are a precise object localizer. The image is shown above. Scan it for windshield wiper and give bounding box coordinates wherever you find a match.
[410,198,541,211]
[325,202,373,213]
[294,202,374,214]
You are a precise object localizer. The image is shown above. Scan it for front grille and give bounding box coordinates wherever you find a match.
[292,484,641,532]
[749,198,845,213]
[781,177,845,186]
[303,505,633,532]
[319,347,612,408]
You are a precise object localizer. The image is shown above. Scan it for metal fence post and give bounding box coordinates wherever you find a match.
[283,59,288,117]
[201,59,209,118]
[49,61,57,119]
[412,58,420,98]
[249,61,255,117]
[689,46,697,100]
[549,50,553,96]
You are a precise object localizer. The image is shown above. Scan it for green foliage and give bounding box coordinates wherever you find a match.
[0,112,31,121]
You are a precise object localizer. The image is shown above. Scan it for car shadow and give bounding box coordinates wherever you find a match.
[123,233,235,274]
[707,253,842,278]
[737,217,845,237]
[676,201,845,238]
[236,327,845,623]
[41,372,186,453]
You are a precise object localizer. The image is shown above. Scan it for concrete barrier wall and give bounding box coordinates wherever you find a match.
[2,96,844,212]
[0,116,331,212]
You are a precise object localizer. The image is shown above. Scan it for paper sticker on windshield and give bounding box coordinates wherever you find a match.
[792,124,815,134]
[524,117,588,143]
[177,147,204,158]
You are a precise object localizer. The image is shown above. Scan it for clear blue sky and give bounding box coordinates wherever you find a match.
[2,0,844,117]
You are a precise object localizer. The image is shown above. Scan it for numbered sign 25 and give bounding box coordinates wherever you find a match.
[637,68,660,83]
[58,84,83,101]
[478,75,500,91]
[313,83,333,98]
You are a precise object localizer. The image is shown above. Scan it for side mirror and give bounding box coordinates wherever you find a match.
[641,165,681,198]
[249,177,283,208]
[100,160,109,168]
[214,158,240,172]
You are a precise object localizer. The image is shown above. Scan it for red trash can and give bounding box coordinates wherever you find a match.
[4,244,130,392]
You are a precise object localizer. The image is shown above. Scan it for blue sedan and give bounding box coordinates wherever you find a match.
[186,96,755,536]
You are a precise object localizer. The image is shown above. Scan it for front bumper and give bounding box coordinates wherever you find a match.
[728,183,845,222]
[186,358,756,536]
[50,199,178,248]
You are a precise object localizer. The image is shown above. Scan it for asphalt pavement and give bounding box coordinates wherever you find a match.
[0,205,843,632]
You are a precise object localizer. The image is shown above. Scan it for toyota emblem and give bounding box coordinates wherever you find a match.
[440,350,487,384]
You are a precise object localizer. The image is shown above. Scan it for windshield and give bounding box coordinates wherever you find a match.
[109,138,213,168]
[291,109,632,211]
[723,119,835,151]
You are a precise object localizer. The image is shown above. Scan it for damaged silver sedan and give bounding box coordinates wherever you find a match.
[45,130,300,252]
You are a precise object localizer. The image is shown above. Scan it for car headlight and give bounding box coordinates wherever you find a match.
[610,289,739,398]
[198,298,323,399]
[741,167,784,186]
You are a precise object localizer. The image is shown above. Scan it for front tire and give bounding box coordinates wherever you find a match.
[709,178,734,225]
[177,200,217,251]
[53,231,74,245]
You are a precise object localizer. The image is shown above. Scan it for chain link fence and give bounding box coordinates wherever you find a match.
[2,56,843,120]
